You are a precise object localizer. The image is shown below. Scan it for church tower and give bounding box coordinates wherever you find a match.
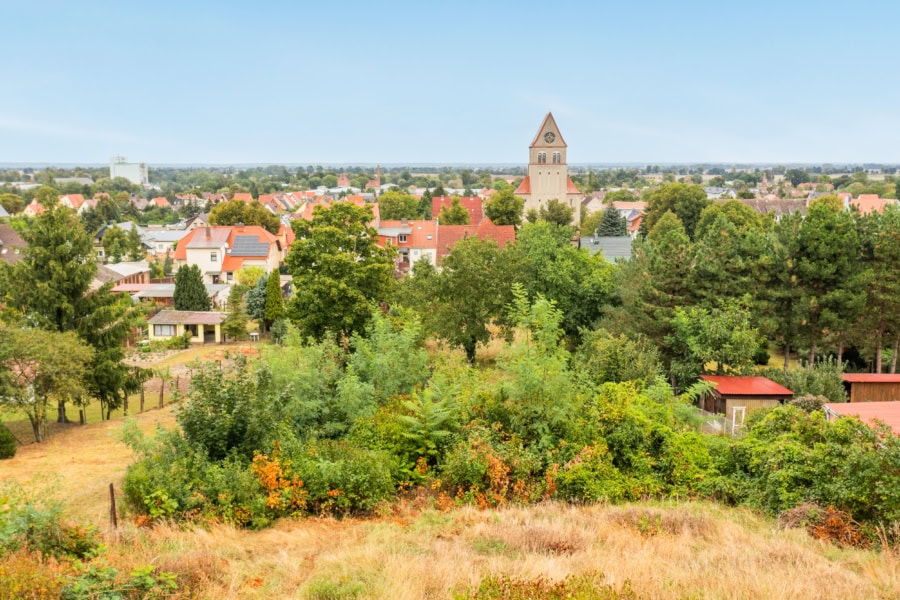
[515,112,582,224]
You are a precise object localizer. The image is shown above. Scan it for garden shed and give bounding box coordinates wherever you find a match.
[700,375,794,422]
[824,401,900,435]
[841,374,900,403]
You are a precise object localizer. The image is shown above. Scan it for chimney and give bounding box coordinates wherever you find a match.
[205,226,211,238]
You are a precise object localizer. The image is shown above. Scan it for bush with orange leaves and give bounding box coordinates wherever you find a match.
[251,442,308,516]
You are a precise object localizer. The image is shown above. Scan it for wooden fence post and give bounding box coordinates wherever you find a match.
[140,385,145,413]
[109,483,118,530]
[158,377,165,409]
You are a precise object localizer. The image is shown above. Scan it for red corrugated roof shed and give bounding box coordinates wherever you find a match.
[700,375,794,397]
[842,374,900,383]
[824,401,900,434]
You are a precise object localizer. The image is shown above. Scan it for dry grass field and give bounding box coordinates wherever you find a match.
[2,409,899,599]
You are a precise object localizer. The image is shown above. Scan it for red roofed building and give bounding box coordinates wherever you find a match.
[851,194,897,215]
[375,218,515,272]
[173,225,283,284]
[59,194,86,211]
[366,166,382,191]
[700,375,794,422]
[514,113,583,225]
[23,200,44,217]
[432,196,484,224]
[151,196,171,209]
[232,192,254,203]
[337,174,351,187]
[842,373,900,403]
[824,401,900,435]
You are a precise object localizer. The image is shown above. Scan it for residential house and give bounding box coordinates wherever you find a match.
[59,194,87,211]
[173,225,284,284]
[23,200,45,217]
[824,401,900,435]
[435,219,516,265]
[93,222,151,262]
[91,261,151,292]
[700,375,794,423]
[0,205,9,219]
[850,194,897,215]
[842,374,900,403]
[147,310,226,345]
[431,196,484,224]
[151,196,171,209]
[0,224,26,265]
[183,213,210,230]
[142,228,191,258]
[232,192,254,203]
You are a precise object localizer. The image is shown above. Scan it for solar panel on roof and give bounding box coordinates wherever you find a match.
[230,235,270,257]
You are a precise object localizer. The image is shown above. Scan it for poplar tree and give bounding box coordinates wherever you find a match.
[264,270,284,328]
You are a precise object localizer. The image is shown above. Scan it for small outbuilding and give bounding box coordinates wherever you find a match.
[700,375,794,421]
[824,401,900,435]
[842,374,900,403]
[147,310,226,345]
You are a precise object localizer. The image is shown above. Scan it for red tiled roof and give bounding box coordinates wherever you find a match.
[432,196,483,224]
[232,192,254,203]
[174,225,277,261]
[852,195,895,215]
[61,194,86,209]
[842,374,900,383]
[825,401,900,435]
[152,196,171,208]
[700,375,794,397]
[566,177,580,195]
[436,219,516,263]
[515,176,531,195]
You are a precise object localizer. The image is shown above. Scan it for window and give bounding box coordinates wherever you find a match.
[552,152,561,164]
[537,152,546,164]
[399,234,408,243]
[226,272,234,281]
[210,252,217,262]
[153,324,176,337]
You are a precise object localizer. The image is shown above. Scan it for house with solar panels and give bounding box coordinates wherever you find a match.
[173,225,284,285]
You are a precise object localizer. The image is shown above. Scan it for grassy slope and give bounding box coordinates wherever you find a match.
[1,403,898,599]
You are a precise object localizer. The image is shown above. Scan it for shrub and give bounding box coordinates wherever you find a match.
[454,571,638,600]
[0,423,16,459]
[0,549,68,600]
[286,440,395,516]
[757,360,847,403]
[574,329,663,386]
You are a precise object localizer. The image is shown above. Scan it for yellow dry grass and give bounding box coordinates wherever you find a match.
[93,502,900,599]
[0,406,177,523]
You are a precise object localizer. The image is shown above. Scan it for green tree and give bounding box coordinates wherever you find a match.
[612,212,694,375]
[795,198,867,363]
[173,264,209,311]
[264,270,284,328]
[859,206,900,372]
[101,226,128,263]
[0,326,92,442]
[483,188,524,226]
[235,266,266,287]
[222,285,249,341]
[574,329,663,385]
[785,168,811,187]
[511,221,615,338]
[604,189,637,204]
[406,238,514,362]
[246,274,268,326]
[438,197,470,225]
[667,301,760,385]
[208,199,280,233]
[596,205,627,236]
[0,193,24,215]
[378,190,420,221]
[538,198,574,226]
[286,203,395,340]
[125,224,145,261]
[643,183,710,240]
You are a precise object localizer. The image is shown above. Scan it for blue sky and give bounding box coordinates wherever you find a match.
[2,1,899,165]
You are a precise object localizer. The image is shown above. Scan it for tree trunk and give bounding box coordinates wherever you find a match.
[783,343,790,372]
[463,339,476,365]
[808,337,817,367]
[892,335,899,374]
[56,399,69,424]
[836,341,844,366]
[30,415,43,443]
[875,319,884,374]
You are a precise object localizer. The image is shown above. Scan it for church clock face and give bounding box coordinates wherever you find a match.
[544,132,556,143]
